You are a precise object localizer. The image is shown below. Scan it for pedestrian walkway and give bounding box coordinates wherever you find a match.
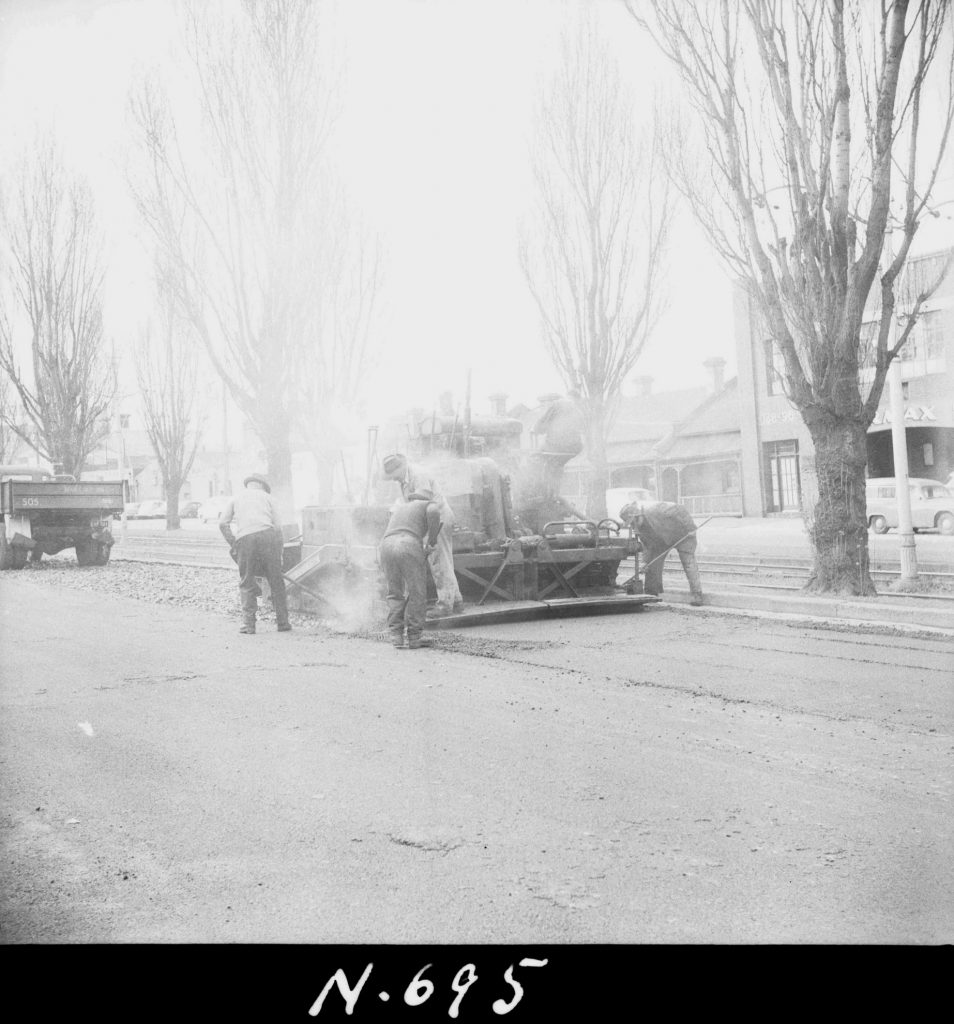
[661,579,954,636]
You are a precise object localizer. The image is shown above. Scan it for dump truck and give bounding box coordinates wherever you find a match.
[0,465,125,569]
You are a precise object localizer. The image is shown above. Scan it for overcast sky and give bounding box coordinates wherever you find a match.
[9,0,948,432]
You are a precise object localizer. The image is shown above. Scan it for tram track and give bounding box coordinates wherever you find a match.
[109,540,954,601]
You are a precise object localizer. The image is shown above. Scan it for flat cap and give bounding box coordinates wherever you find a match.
[382,453,406,472]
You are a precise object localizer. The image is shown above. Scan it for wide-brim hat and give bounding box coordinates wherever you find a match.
[382,453,406,472]
[244,473,271,493]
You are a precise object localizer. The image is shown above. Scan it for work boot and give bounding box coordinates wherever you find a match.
[407,635,431,650]
[689,594,705,607]
[390,629,405,648]
[239,622,256,634]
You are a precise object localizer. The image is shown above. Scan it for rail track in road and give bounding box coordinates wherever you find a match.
[109,534,954,600]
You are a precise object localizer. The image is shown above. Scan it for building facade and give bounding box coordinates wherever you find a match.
[734,249,954,516]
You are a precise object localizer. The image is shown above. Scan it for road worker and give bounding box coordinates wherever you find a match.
[381,453,464,616]
[619,500,705,607]
[379,491,443,649]
[218,474,291,634]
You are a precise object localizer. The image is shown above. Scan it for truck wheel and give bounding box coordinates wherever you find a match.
[937,512,954,536]
[869,515,888,534]
[75,539,96,566]
[0,532,27,570]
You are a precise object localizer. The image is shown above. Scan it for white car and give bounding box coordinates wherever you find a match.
[136,499,167,519]
[198,496,232,523]
[866,477,954,535]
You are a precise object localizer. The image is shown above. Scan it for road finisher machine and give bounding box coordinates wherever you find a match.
[0,465,125,569]
[285,409,659,628]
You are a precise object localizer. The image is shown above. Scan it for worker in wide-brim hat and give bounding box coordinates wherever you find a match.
[218,473,291,633]
[243,473,271,493]
[381,453,463,617]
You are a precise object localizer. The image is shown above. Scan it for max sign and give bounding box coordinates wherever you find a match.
[872,406,936,425]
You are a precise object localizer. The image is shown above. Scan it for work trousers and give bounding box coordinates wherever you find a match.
[236,528,289,627]
[380,532,428,640]
[641,532,704,603]
[429,500,462,612]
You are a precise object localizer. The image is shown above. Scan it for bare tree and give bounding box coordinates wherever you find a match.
[135,278,203,531]
[129,0,341,516]
[297,185,384,503]
[519,17,673,520]
[0,142,115,478]
[0,376,27,464]
[630,0,954,594]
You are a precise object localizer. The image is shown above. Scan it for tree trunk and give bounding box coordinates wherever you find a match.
[164,477,182,531]
[583,405,609,522]
[259,411,295,522]
[803,417,876,595]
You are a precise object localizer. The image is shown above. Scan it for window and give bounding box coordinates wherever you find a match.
[119,414,131,429]
[763,440,801,511]
[859,321,879,369]
[763,339,786,396]
[916,310,944,360]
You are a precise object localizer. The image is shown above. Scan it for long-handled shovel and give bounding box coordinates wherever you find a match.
[619,516,715,590]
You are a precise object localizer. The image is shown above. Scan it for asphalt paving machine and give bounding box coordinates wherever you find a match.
[286,409,658,627]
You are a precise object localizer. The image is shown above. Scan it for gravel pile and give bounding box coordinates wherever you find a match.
[15,556,324,629]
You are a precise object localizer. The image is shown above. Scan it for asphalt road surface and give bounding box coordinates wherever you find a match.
[1,575,951,945]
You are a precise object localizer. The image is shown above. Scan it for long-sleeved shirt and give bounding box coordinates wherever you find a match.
[383,499,442,545]
[218,488,282,541]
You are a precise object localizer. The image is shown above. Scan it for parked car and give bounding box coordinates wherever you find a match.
[605,487,659,523]
[136,500,167,519]
[198,496,232,523]
[119,502,140,520]
[866,477,954,535]
[178,500,201,518]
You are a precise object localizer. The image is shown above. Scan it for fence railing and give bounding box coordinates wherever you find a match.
[680,493,744,516]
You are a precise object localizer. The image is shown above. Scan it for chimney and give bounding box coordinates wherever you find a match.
[704,357,726,393]
[488,392,508,417]
[632,375,653,398]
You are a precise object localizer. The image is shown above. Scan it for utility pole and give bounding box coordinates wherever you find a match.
[463,369,472,458]
[884,228,918,584]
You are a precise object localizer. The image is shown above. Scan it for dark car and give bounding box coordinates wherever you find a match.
[178,500,201,518]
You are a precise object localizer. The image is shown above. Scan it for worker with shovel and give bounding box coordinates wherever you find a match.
[619,501,705,607]
[218,474,292,634]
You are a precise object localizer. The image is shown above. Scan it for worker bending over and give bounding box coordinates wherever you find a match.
[619,501,705,607]
[381,453,463,616]
[379,491,443,649]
